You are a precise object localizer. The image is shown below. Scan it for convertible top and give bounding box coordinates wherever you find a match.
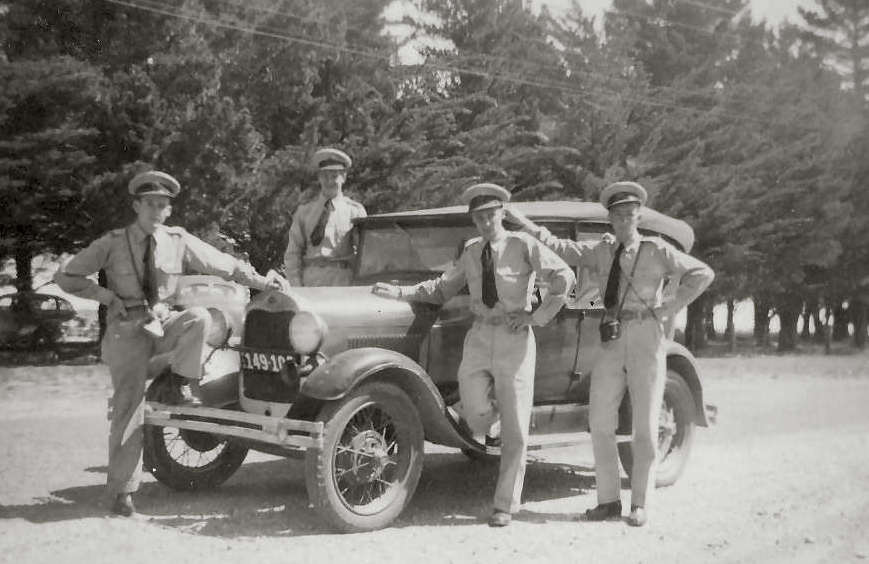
[362,201,696,252]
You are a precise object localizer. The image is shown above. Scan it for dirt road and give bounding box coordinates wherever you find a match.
[2,354,869,564]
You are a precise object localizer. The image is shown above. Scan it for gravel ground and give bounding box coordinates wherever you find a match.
[2,353,869,564]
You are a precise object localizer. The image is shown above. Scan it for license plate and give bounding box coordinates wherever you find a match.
[240,351,294,373]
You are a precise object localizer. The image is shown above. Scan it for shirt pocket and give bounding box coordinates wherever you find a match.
[107,263,140,293]
[496,264,527,287]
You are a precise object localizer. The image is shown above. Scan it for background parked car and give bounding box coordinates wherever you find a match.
[0,292,77,349]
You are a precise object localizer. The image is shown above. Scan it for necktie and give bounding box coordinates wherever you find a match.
[142,234,158,306]
[481,242,498,308]
[603,243,624,310]
[310,199,333,247]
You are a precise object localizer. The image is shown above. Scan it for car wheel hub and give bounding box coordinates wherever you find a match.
[658,404,677,455]
[345,430,390,484]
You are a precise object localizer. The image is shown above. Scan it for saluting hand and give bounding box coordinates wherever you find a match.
[372,282,402,300]
[503,205,535,231]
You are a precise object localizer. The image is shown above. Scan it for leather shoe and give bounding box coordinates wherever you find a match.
[582,501,622,521]
[167,373,201,406]
[488,510,511,527]
[627,505,648,527]
[111,493,137,517]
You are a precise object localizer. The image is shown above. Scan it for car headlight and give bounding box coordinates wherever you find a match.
[289,311,327,354]
[205,307,230,347]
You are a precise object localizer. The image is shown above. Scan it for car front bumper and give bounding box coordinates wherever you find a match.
[144,402,324,451]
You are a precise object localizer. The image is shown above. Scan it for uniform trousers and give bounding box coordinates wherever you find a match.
[590,317,666,508]
[101,306,211,495]
[301,264,352,287]
[458,321,535,514]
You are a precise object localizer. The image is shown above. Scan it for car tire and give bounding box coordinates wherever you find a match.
[617,364,696,488]
[143,373,248,491]
[305,381,424,533]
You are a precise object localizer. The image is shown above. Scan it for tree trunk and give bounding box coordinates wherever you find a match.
[685,295,708,352]
[753,297,771,347]
[14,246,33,291]
[704,299,717,341]
[777,296,801,352]
[98,269,107,345]
[852,298,867,349]
[725,299,736,353]
[832,302,849,341]
[824,306,833,355]
[812,306,825,343]
[800,300,816,340]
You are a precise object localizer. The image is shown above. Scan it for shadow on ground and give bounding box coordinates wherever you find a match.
[0,451,602,536]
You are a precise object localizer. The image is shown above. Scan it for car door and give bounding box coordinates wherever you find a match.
[532,221,584,403]
[571,224,612,404]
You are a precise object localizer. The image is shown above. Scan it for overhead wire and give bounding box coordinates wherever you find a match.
[102,0,797,130]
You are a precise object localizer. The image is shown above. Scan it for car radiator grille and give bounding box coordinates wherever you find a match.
[242,309,297,402]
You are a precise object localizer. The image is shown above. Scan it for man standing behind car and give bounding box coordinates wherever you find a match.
[283,148,367,286]
[373,183,575,528]
[54,170,287,518]
[505,181,713,527]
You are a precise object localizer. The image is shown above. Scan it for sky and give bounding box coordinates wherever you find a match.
[534,0,819,25]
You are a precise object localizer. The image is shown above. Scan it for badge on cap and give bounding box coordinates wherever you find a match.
[461,183,511,213]
[128,171,181,198]
[599,181,647,209]
[312,148,352,171]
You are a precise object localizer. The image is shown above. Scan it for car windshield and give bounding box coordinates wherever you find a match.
[357,223,476,278]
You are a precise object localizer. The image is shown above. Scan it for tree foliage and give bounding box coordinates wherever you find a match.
[1,0,867,349]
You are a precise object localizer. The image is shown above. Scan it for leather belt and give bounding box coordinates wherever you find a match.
[474,314,507,326]
[619,310,657,322]
[303,257,351,268]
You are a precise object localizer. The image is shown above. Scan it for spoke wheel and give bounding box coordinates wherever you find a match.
[618,365,697,488]
[306,381,424,532]
[143,373,248,491]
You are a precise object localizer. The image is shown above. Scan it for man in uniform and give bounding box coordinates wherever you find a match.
[283,148,367,286]
[505,181,713,527]
[54,170,287,517]
[372,183,575,527]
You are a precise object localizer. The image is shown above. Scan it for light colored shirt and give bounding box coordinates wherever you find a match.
[284,193,367,286]
[531,226,714,314]
[400,231,575,327]
[54,222,268,311]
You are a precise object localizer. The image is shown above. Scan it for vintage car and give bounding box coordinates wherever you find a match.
[0,291,77,349]
[143,201,713,532]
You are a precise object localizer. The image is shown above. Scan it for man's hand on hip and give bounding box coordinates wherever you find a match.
[506,311,534,332]
[107,295,128,320]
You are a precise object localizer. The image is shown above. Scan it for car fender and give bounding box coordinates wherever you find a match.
[664,340,709,426]
[301,347,480,449]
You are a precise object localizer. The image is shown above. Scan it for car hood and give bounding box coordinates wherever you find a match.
[287,286,418,328]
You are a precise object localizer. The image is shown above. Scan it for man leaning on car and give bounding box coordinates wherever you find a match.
[506,181,713,527]
[372,183,575,527]
[54,171,287,518]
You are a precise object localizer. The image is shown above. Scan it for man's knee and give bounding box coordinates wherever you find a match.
[183,306,212,336]
[464,407,496,435]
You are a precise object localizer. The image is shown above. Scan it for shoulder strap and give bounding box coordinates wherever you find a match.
[621,242,661,320]
[615,242,643,319]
